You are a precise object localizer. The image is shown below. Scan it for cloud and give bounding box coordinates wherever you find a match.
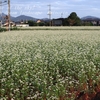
[2,0,100,18]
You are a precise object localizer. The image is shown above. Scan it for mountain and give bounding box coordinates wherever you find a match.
[0,13,15,23]
[0,13,38,22]
[0,13,50,23]
[41,18,50,22]
[12,15,37,22]
[81,16,100,21]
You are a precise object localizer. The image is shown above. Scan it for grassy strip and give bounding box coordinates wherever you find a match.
[0,28,7,32]
[16,26,100,31]
[19,28,100,30]
[1,26,100,31]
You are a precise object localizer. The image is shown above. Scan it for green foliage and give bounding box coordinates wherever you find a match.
[45,22,50,26]
[82,22,93,26]
[62,12,82,26]
[28,20,37,26]
[37,22,45,26]
[10,27,19,30]
[0,28,7,32]
[28,20,46,26]
[66,12,82,26]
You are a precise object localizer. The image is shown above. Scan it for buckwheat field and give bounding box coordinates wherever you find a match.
[0,27,100,100]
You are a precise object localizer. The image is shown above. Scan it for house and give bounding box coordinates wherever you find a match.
[16,24,29,27]
[3,21,15,27]
[36,19,42,23]
[81,16,100,26]
[52,18,63,26]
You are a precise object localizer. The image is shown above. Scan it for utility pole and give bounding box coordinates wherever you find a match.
[8,0,10,31]
[0,0,8,29]
[0,0,2,28]
[47,4,51,26]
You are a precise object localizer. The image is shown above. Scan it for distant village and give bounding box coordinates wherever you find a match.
[1,12,100,28]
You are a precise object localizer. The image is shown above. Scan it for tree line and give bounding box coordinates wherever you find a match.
[27,12,94,26]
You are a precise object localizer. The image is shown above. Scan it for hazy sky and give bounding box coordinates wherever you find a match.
[2,0,100,18]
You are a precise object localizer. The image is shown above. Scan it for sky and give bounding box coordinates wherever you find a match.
[1,0,100,19]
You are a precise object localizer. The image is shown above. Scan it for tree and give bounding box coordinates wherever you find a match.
[82,22,93,26]
[37,22,45,26]
[28,20,37,26]
[67,12,81,26]
[63,18,69,26]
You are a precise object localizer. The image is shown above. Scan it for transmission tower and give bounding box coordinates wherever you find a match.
[47,4,51,26]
